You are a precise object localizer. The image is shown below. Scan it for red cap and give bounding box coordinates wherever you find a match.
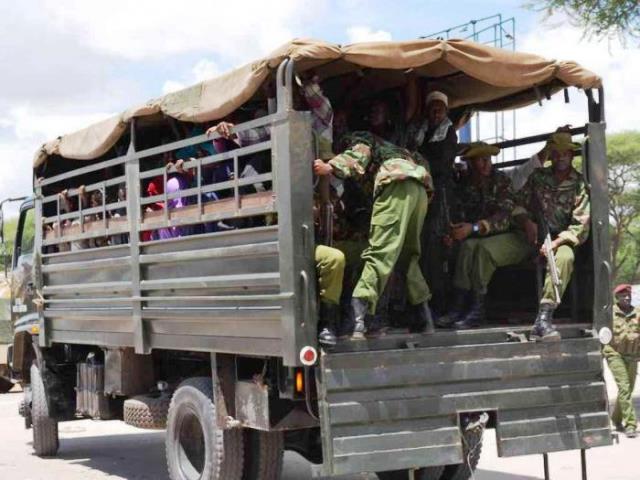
[614,284,632,295]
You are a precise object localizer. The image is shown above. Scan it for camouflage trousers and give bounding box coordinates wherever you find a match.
[603,345,638,429]
[315,245,345,305]
[453,232,531,293]
[353,180,430,313]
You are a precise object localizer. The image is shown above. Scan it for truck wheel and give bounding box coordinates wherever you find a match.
[124,393,171,429]
[440,427,483,480]
[166,377,243,480]
[377,466,445,480]
[30,363,59,457]
[243,429,284,480]
[0,377,13,394]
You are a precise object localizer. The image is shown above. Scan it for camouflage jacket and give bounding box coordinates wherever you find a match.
[329,131,433,197]
[513,167,590,247]
[455,170,517,235]
[609,304,640,357]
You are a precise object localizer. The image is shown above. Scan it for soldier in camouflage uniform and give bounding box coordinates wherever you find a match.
[439,142,531,330]
[313,131,434,339]
[514,132,590,341]
[604,284,640,438]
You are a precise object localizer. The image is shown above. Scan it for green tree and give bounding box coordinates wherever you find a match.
[608,131,640,282]
[530,0,640,42]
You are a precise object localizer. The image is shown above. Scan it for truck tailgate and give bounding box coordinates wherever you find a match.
[315,335,612,477]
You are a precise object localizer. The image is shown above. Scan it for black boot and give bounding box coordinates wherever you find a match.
[409,302,436,334]
[437,288,469,328]
[530,303,561,342]
[350,297,369,340]
[454,292,485,330]
[318,302,338,346]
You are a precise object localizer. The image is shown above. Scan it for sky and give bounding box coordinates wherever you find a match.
[0,0,638,216]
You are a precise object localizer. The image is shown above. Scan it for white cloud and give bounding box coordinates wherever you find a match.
[162,58,221,95]
[3,106,113,141]
[39,0,319,64]
[162,81,187,96]
[346,26,393,43]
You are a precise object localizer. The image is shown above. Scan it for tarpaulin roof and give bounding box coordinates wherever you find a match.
[33,38,602,168]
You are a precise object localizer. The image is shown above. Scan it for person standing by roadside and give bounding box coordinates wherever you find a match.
[604,284,640,438]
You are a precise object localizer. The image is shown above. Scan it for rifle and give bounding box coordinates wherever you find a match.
[438,185,451,273]
[537,213,562,304]
[319,174,334,246]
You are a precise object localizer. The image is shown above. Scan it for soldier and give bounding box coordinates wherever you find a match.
[514,132,590,341]
[403,91,458,317]
[313,132,434,339]
[604,284,640,438]
[440,142,530,329]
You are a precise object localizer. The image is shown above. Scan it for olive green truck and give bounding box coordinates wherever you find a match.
[5,39,613,480]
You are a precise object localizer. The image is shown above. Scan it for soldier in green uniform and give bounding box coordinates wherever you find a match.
[438,142,531,329]
[313,131,434,339]
[514,132,590,341]
[604,284,640,438]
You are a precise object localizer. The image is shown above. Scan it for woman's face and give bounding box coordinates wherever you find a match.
[427,100,447,125]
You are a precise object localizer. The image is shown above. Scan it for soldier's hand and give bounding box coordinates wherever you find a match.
[313,159,333,176]
[524,219,538,245]
[451,223,472,241]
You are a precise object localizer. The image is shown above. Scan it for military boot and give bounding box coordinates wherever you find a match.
[437,288,469,328]
[409,302,436,334]
[350,297,369,340]
[530,303,561,342]
[454,292,485,330]
[318,302,338,346]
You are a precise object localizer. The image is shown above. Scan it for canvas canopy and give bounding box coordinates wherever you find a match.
[33,38,602,168]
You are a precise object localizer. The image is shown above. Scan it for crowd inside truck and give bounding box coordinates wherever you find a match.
[5,38,613,480]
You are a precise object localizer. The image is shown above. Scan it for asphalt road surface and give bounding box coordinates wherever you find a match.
[0,370,638,480]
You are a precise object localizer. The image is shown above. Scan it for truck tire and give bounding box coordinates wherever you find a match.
[166,377,243,480]
[377,466,445,480]
[30,363,59,457]
[243,429,284,480]
[0,377,13,394]
[440,427,483,480]
[124,393,171,429]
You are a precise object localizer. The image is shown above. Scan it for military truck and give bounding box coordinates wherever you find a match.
[9,39,612,480]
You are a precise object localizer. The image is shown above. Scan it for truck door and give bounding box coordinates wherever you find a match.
[11,203,37,335]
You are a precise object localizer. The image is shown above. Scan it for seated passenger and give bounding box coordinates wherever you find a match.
[439,142,529,330]
[514,132,590,341]
[314,131,435,339]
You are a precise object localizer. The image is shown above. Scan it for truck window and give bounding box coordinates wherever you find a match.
[14,208,35,265]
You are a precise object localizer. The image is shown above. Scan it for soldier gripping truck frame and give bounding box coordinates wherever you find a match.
[4,39,614,479]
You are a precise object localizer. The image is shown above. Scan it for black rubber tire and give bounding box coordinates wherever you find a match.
[166,377,244,480]
[30,363,59,457]
[124,393,171,429]
[377,466,445,480]
[440,427,483,480]
[243,429,284,480]
[0,377,13,394]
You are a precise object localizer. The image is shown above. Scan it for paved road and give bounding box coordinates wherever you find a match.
[0,372,638,480]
